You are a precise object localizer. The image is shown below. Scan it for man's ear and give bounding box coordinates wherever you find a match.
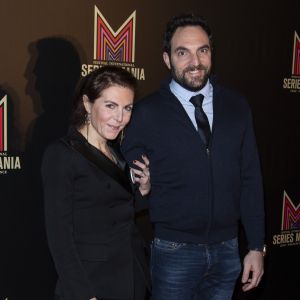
[163,52,171,70]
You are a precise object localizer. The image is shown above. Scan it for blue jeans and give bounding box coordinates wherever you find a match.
[151,237,241,300]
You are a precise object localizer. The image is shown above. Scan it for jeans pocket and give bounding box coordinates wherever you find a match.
[222,237,239,249]
[153,238,186,251]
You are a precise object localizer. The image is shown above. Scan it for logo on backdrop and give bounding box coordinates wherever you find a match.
[0,95,7,152]
[93,8,136,63]
[81,6,145,80]
[283,31,300,93]
[273,191,300,247]
[0,95,21,175]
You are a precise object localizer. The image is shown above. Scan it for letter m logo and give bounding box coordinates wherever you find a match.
[0,95,7,152]
[281,191,300,230]
[292,31,300,75]
[94,6,136,63]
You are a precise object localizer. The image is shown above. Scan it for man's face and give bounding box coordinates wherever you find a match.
[163,25,212,91]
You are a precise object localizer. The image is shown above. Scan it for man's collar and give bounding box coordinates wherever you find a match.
[170,79,211,102]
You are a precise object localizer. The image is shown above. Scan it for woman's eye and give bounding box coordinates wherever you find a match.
[106,104,115,109]
[125,106,133,112]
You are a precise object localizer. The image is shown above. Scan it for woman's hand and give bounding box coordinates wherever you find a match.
[131,155,151,196]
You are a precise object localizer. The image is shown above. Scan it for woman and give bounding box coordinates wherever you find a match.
[42,66,150,300]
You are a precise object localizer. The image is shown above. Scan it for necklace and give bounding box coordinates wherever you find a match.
[79,126,117,165]
[103,145,117,164]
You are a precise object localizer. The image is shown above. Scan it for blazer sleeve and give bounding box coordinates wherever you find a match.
[134,188,149,212]
[42,142,96,300]
[239,107,265,250]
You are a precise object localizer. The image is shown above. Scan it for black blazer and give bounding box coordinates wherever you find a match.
[42,128,149,300]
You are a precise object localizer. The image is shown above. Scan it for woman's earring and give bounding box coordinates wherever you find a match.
[120,129,124,144]
[85,113,91,142]
[85,112,91,125]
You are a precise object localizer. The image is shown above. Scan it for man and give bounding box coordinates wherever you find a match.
[121,13,265,300]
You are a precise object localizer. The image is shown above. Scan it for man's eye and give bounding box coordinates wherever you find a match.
[200,48,210,54]
[178,51,186,56]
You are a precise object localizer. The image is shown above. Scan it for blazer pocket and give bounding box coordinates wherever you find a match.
[76,243,110,261]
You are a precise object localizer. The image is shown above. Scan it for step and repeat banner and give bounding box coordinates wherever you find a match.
[1,0,299,299]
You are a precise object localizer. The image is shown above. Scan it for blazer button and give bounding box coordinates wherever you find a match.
[106,183,111,189]
[112,221,117,226]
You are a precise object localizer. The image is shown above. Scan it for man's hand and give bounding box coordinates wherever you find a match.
[241,250,264,291]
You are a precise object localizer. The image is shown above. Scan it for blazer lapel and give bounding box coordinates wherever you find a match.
[211,84,225,136]
[63,138,133,195]
[163,88,199,133]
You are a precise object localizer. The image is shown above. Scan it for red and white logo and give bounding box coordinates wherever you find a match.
[0,95,7,152]
[281,191,300,231]
[283,31,300,93]
[94,7,136,63]
[292,31,300,76]
[81,6,145,80]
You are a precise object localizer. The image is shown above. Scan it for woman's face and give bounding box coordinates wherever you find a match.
[83,85,134,142]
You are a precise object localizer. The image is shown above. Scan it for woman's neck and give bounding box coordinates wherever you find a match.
[78,125,116,163]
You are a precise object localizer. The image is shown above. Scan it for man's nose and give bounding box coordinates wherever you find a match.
[190,52,202,65]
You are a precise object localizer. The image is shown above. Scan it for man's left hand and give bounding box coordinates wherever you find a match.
[241,250,264,291]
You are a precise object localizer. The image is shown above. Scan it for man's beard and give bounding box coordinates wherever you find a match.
[170,63,210,92]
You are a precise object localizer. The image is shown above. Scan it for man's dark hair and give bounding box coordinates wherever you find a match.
[163,13,213,54]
